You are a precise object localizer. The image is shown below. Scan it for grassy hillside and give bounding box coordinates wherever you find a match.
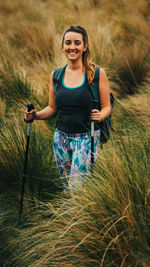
[0,0,150,266]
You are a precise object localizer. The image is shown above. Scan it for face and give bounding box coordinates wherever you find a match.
[62,31,87,61]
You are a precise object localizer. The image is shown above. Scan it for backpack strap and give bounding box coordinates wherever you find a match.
[53,65,67,92]
[86,65,100,107]
[87,66,114,108]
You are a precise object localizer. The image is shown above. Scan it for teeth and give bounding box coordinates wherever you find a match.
[69,50,77,54]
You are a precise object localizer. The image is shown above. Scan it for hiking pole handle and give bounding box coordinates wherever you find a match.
[91,100,99,111]
[24,103,35,123]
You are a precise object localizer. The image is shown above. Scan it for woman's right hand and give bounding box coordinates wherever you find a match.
[24,109,38,122]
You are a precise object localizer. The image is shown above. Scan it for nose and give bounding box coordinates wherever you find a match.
[70,42,76,49]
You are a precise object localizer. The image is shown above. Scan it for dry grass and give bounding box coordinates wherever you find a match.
[114,39,150,94]
[7,22,54,65]
[9,125,150,266]
[0,0,149,97]
[0,0,150,266]
[0,97,6,118]
[120,79,150,127]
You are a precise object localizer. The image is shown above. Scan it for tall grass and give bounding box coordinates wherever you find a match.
[0,116,61,210]
[0,0,150,266]
[8,121,150,267]
[0,59,34,108]
[114,39,150,95]
[1,0,149,96]
[116,79,150,129]
[8,22,54,65]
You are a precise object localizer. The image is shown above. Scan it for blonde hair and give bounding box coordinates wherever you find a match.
[62,25,96,84]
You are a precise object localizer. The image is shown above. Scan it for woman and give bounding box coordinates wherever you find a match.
[25,25,111,191]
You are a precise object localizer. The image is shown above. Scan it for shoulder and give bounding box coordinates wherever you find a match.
[100,67,106,76]
[93,65,106,79]
[50,67,62,81]
[53,66,66,79]
[51,66,66,92]
[93,66,107,81]
[53,66,64,73]
[49,71,54,81]
[99,68,109,83]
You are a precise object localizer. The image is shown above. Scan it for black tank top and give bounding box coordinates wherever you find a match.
[55,68,92,133]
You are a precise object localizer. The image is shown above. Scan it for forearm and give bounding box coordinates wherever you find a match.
[35,106,56,120]
[99,106,111,122]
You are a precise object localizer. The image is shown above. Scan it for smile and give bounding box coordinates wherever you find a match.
[68,50,78,54]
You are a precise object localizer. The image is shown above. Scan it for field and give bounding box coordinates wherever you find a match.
[0,0,150,266]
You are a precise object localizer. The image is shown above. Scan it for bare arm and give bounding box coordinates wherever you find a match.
[91,68,111,122]
[25,72,57,121]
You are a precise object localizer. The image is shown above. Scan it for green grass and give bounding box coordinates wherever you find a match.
[0,116,62,213]
[0,0,150,266]
[0,58,35,114]
[114,40,150,95]
[6,121,149,267]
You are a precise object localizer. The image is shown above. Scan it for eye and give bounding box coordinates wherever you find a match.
[64,40,71,45]
[75,40,82,45]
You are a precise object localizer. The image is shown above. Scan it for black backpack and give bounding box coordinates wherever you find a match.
[53,65,114,144]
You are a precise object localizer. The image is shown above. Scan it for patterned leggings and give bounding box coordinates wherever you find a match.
[53,128,100,190]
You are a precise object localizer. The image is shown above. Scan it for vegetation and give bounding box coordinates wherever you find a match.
[0,0,149,266]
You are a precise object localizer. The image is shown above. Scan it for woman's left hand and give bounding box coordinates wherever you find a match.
[90,109,103,122]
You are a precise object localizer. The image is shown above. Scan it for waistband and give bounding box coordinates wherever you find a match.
[56,128,100,138]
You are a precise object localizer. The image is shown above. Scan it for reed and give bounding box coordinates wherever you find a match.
[0,58,35,111]
[9,120,150,267]
[114,39,150,95]
[0,0,150,266]
[0,115,61,211]
[8,22,54,65]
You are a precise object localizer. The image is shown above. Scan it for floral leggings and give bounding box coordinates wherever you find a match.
[53,128,100,190]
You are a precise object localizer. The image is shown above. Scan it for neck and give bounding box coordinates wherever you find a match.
[67,58,84,71]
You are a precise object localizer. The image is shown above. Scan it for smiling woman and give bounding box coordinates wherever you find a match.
[25,25,111,191]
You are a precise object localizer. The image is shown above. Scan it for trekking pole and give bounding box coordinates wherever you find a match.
[91,100,99,171]
[19,103,34,221]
